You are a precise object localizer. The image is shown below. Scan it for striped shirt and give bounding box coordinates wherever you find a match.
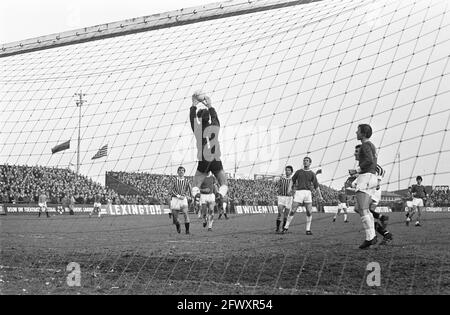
[376,164,385,179]
[278,176,293,196]
[172,177,191,197]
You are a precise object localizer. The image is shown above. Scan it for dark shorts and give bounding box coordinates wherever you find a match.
[197,160,223,175]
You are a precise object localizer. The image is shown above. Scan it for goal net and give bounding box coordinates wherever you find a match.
[1,0,449,295]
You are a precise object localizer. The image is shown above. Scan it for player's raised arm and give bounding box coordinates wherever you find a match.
[202,96,220,127]
[190,94,200,132]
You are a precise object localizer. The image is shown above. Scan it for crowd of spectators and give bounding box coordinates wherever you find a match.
[428,187,450,207]
[108,171,173,204]
[0,164,124,205]
[107,171,340,206]
[5,164,448,208]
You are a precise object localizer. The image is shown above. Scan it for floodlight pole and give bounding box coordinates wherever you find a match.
[397,152,400,191]
[74,91,86,175]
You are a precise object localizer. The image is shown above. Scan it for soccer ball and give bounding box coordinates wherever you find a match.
[193,90,206,102]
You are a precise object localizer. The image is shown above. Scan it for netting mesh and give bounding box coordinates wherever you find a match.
[1,0,450,295]
[1,0,449,189]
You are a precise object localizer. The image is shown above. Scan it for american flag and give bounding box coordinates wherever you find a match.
[92,144,108,160]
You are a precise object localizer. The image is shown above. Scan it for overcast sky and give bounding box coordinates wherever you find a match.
[0,0,222,44]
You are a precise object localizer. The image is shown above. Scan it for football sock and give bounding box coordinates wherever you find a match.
[370,210,380,219]
[276,219,281,231]
[285,215,294,229]
[208,216,214,229]
[361,215,371,241]
[375,222,386,236]
[306,215,312,231]
[361,212,376,241]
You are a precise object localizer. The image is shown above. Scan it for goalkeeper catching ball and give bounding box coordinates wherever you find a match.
[189,91,228,203]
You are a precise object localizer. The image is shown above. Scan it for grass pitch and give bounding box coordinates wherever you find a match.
[1,212,449,294]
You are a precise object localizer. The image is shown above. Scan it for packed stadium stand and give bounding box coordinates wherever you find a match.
[106,170,341,206]
[429,188,450,207]
[1,164,339,206]
[2,164,448,207]
[0,164,121,205]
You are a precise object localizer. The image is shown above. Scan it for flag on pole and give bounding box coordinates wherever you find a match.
[51,140,70,154]
[92,144,108,160]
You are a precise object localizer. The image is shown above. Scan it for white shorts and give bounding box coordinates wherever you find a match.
[38,202,47,208]
[371,189,382,204]
[354,173,378,197]
[170,197,188,210]
[293,190,312,204]
[406,201,413,208]
[94,202,101,208]
[278,196,293,209]
[200,193,216,205]
[338,203,347,210]
[412,198,424,207]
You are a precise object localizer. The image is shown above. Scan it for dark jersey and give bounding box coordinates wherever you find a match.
[411,184,427,199]
[405,191,413,201]
[338,192,347,203]
[200,176,216,194]
[278,176,292,196]
[358,141,377,174]
[94,194,102,203]
[345,175,357,188]
[190,105,221,162]
[172,177,191,197]
[292,169,319,191]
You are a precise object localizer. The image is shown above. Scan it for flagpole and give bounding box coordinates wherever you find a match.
[74,91,86,175]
